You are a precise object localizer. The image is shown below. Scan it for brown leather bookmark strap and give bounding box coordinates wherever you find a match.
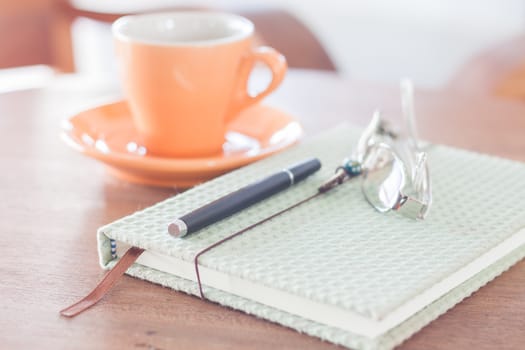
[60,246,145,317]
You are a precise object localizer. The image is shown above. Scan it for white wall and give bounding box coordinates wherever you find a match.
[71,0,525,88]
[274,0,525,87]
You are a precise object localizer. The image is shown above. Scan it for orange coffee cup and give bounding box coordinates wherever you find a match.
[112,11,287,157]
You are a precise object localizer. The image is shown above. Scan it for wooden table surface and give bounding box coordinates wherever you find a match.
[1,69,524,350]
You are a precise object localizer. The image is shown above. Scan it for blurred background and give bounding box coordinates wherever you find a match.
[3,0,525,98]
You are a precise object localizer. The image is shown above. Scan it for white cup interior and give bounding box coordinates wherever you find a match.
[112,12,254,46]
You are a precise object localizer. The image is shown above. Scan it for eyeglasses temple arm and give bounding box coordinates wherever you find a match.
[400,78,420,151]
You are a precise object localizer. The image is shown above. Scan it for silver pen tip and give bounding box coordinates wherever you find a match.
[168,220,188,237]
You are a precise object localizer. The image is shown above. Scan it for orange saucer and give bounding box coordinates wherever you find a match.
[61,101,303,187]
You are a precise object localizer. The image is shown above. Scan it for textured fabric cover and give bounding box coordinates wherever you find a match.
[97,124,525,350]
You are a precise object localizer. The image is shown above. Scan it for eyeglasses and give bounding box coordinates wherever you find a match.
[321,79,432,219]
[361,139,431,219]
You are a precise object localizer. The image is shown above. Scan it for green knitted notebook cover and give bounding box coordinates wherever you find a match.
[97,125,525,350]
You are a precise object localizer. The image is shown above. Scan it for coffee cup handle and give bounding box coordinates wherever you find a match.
[226,47,287,123]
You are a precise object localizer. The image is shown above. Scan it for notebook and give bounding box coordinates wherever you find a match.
[97,125,525,350]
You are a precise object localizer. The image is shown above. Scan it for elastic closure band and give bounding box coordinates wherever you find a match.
[61,192,321,316]
[194,192,319,299]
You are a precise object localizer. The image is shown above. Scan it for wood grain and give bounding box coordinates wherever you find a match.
[0,70,524,349]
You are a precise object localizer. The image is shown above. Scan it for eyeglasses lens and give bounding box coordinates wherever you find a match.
[361,144,406,213]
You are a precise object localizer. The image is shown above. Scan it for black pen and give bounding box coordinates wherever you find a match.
[168,158,322,237]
